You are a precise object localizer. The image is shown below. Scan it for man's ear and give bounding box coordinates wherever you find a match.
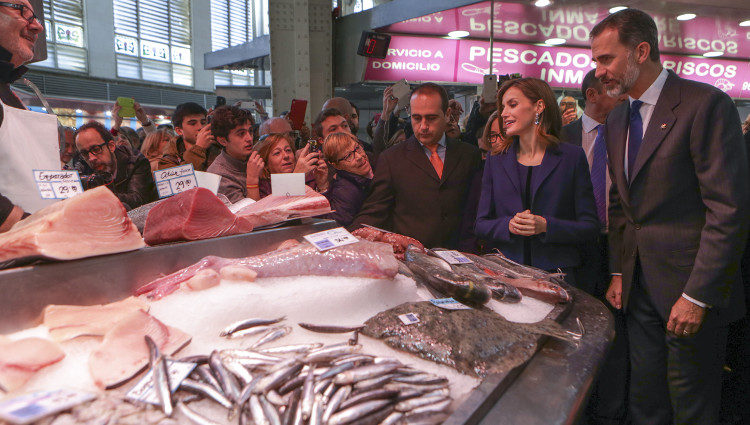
[635,41,651,64]
[585,87,598,104]
[107,140,117,150]
[175,126,184,136]
[216,136,229,147]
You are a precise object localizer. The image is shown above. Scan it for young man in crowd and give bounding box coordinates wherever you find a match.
[157,102,219,171]
[313,108,352,140]
[353,83,481,248]
[74,121,157,210]
[206,105,265,202]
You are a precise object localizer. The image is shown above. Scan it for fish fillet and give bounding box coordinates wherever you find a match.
[0,337,65,392]
[135,240,399,299]
[143,188,254,245]
[0,186,145,263]
[352,227,425,260]
[234,186,332,228]
[43,297,150,341]
[88,310,191,389]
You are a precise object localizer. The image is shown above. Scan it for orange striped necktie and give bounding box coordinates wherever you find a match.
[427,144,443,179]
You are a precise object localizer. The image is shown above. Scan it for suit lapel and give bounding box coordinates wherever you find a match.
[440,138,461,183]
[606,102,630,205]
[499,145,521,195]
[630,72,680,183]
[404,137,440,182]
[530,147,562,204]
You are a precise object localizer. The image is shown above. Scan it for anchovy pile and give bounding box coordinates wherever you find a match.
[145,319,453,425]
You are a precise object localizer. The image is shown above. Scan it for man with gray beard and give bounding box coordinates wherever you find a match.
[590,9,748,425]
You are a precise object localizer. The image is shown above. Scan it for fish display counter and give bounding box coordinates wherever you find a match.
[0,219,614,425]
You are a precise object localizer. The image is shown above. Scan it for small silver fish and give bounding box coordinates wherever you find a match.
[259,343,323,355]
[249,394,271,425]
[338,388,399,411]
[392,373,448,386]
[152,355,173,417]
[301,364,315,420]
[221,355,253,386]
[334,363,402,385]
[220,316,286,337]
[298,322,364,334]
[252,326,292,348]
[179,379,232,409]
[259,394,282,425]
[209,350,241,402]
[395,394,449,412]
[176,400,222,425]
[227,325,274,339]
[309,394,324,425]
[327,399,394,425]
[380,411,404,425]
[253,361,304,394]
[303,344,362,363]
[322,385,351,423]
[408,398,451,415]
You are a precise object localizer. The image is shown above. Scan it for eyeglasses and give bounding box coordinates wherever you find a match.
[0,2,42,25]
[488,132,503,141]
[337,144,364,163]
[78,142,109,158]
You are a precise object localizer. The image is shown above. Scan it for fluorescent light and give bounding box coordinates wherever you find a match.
[158,115,165,120]
[545,38,566,45]
[75,109,83,114]
[105,111,112,117]
[740,20,750,27]
[609,6,627,13]
[702,51,723,57]
[447,30,469,38]
[534,0,551,7]
[676,13,696,21]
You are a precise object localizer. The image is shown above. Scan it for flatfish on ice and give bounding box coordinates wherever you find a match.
[362,302,573,378]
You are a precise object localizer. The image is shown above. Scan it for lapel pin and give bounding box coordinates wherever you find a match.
[660,123,667,129]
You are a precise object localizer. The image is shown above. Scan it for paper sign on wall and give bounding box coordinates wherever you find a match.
[34,170,84,200]
[154,164,198,199]
[271,173,305,196]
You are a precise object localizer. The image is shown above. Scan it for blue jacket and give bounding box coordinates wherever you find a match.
[475,140,599,270]
[324,169,371,227]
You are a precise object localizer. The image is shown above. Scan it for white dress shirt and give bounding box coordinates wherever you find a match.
[581,112,610,232]
[623,68,707,308]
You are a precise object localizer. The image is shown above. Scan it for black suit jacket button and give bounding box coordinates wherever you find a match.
[634,224,642,230]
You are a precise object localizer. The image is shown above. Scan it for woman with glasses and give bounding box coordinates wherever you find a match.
[320,132,373,227]
[253,133,328,198]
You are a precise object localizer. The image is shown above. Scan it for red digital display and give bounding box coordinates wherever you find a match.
[357,31,391,59]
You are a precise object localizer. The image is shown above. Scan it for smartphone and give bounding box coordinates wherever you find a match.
[390,79,410,112]
[482,74,498,103]
[239,101,256,111]
[307,139,321,153]
[288,99,308,131]
[116,97,135,118]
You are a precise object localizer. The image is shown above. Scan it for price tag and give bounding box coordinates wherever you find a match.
[304,227,358,251]
[33,170,83,200]
[429,297,472,310]
[125,360,196,405]
[271,173,306,196]
[398,313,420,325]
[433,250,473,265]
[0,389,96,425]
[153,164,198,199]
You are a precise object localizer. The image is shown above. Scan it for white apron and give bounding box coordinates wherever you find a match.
[0,100,61,213]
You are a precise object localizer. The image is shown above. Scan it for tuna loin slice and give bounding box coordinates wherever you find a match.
[143,187,254,245]
[234,186,331,228]
[0,337,65,392]
[0,186,145,263]
[88,310,191,389]
[43,297,150,341]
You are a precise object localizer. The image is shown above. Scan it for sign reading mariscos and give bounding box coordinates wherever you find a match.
[364,35,750,99]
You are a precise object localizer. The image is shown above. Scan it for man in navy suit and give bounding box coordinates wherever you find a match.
[591,9,749,425]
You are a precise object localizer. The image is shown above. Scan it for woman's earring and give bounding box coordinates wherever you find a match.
[534,113,541,125]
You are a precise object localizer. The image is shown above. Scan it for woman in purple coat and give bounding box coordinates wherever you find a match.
[321,132,373,227]
[475,78,598,284]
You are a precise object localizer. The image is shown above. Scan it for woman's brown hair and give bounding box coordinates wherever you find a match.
[140,129,173,160]
[253,133,295,179]
[495,77,561,152]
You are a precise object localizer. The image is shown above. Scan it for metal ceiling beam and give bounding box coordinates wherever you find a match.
[203,35,271,70]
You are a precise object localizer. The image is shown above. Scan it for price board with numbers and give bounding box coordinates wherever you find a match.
[33,170,84,200]
[153,164,198,199]
[303,227,359,251]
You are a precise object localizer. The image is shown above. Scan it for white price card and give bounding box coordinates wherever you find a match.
[271,173,306,196]
[429,297,472,310]
[126,360,196,405]
[304,227,359,251]
[0,389,96,425]
[154,164,198,199]
[398,313,420,325]
[33,170,83,200]
[433,250,473,265]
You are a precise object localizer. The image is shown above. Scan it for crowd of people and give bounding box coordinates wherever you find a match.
[1,2,750,425]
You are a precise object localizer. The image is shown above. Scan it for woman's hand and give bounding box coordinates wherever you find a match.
[245,151,264,184]
[313,159,329,192]
[293,144,319,174]
[509,210,547,236]
[382,86,398,117]
[111,103,123,131]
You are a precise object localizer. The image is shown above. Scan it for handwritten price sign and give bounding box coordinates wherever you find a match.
[33,170,84,200]
[154,164,198,198]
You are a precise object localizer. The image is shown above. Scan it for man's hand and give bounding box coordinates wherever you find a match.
[195,124,214,149]
[447,99,463,123]
[134,101,150,125]
[111,103,123,130]
[606,275,623,309]
[478,96,496,118]
[246,151,264,183]
[382,86,398,117]
[561,107,577,126]
[299,122,311,141]
[667,297,706,337]
[509,210,547,236]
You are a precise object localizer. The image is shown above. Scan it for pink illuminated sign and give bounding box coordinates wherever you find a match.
[364,36,750,99]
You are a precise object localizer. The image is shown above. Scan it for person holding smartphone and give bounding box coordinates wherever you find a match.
[252,133,328,198]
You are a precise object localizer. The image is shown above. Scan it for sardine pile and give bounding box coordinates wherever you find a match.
[144,319,454,425]
[35,395,175,425]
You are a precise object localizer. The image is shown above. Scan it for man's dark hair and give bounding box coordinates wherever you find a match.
[74,121,113,143]
[349,101,359,116]
[581,69,603,99]
[590,8,660,62]
[172,102,207,128]
[313,108,346,138]
[411,83,449,113]
[211,105,254,140]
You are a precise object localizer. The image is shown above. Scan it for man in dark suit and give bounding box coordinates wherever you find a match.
[561,69,628,425]
[591,9,749,425]
[353,83,481,248]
